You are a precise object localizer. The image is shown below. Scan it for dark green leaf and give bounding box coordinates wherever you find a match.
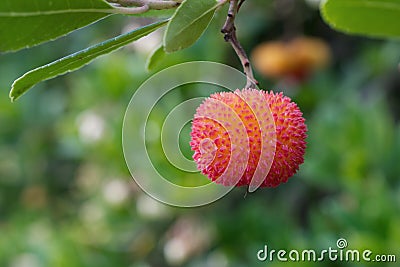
[163,0,221,53]
[321,0,400,38]
[0,0,114,53]
[10,20,168,101]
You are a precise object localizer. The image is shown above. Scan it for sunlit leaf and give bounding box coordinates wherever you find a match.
[163,0,221,52]
[10,20,168,101]
[0,0,117,53]
[321,0,400,38]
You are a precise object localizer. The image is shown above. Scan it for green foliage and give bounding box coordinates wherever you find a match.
[321,0,400,38]
[1,1,400,266]
[0,0,113,52]
[10,20,168,101]
[3,0,400,101]
[163,0,220,52]
[146,45,166,71]
[5,0,223,101]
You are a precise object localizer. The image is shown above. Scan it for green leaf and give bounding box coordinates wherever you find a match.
[321,0,400,38]
[146,45,167,71]
[10,20,168,102]
[163,0,220,53]
[0,0,114,53]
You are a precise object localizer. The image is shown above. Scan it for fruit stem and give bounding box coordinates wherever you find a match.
[221,0,259,89]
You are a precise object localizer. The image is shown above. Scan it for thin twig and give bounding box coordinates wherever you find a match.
[237,0,245,11]
[221,0,258,89]
[107,4,150,15]
[107,0,180,10]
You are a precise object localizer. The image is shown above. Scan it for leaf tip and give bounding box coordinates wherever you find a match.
[146,45,167,71]
[9,80,22,102]
[9,91,16,103]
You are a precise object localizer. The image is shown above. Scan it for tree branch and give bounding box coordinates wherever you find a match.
[106,0,181,12]
[107,4,150,15]
[221,0,258,89]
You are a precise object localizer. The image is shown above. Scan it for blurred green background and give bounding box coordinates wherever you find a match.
[0,0,399,266]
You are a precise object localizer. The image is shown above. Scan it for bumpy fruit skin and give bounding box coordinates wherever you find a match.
[190,89,307,187]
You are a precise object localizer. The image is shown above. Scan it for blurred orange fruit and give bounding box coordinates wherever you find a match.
[251,37,331,80]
